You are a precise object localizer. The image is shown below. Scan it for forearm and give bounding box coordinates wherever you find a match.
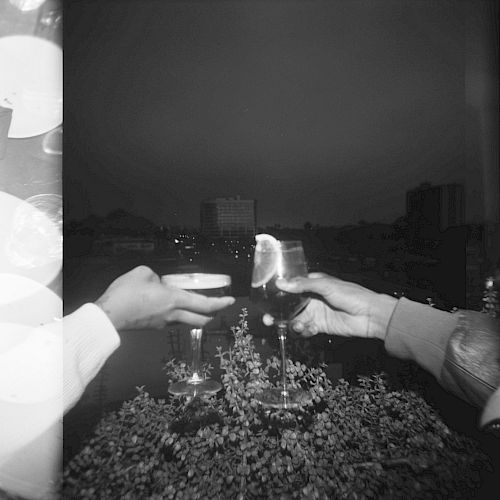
[384,298,458,381]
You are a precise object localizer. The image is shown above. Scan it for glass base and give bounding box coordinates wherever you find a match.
[256,387,312,409]
[168,379,222,397]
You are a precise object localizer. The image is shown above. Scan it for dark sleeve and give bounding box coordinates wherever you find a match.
[440,310,500,408]
[385,298,500,409]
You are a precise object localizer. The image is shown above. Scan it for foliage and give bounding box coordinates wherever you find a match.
[63,310,489,499]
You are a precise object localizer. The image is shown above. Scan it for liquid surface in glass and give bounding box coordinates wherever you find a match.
[162,273,231,297]
[251,245,309,323]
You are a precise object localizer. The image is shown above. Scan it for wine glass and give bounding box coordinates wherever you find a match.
[250,235,311,409]
[161,273,232,397]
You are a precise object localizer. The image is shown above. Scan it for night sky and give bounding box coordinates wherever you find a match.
[64,0,468,229]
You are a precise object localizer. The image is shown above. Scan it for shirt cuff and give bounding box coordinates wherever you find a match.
[63,303,120,412]
[385,298,459,381]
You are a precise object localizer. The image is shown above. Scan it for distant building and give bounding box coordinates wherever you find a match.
[92,236,155,255]
[406,182,467,308]
[200,196,256,239]
[406,182,465,239]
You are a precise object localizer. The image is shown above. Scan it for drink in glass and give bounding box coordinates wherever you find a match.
[250,235,311,409]
[162,273,231,397]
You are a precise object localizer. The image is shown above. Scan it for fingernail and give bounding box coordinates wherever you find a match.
[276,278,289,288]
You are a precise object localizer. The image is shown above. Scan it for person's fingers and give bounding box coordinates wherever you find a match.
[300,329,317,338]
[289,320,305,333]
[130,265,156,280]
[276,275,361,315]
[262,314,318,336]
[290,322,317,337]
[172,290,235,315]
[208,296,235,311]
[276,275,338,297]
[169,310,215,327]
[307,323,319,335]
[198,296,235,314]
[147,270,161,283]
[116,266,160,287]
[262,314,274,326]
[307,272,328,279]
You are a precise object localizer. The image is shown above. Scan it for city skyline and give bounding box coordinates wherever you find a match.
[64,1,496,229]
[68,180,469,234]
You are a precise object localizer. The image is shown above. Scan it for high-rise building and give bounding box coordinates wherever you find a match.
[406,183,467,308]
[406,182,465,239]
[200,196,256,239]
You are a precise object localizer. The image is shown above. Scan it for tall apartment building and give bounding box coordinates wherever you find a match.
[200,196,256,239]
[406,182,465,239]
[406,182,467,307]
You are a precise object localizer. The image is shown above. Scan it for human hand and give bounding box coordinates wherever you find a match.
[95,266,235,330]
[263,272,397,340]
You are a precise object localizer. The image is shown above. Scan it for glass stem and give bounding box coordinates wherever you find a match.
[277,322,288,399]
[190,328,204,384]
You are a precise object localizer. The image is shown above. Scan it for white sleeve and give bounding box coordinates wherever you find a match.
[63,303,121,413]
[0,303,120,499]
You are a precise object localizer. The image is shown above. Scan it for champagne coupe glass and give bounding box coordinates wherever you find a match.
[162,273,232,397]
[250,235,311,409]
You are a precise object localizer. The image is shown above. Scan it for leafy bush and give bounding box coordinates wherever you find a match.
[63,310,489,499]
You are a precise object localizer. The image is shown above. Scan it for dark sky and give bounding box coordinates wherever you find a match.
[64,0,468,228]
